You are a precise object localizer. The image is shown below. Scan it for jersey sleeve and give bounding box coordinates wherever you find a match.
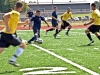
[52,12,55,17]
[9,12,19,19]
[92,12,95,19]
[31,17,34,21]
[41,16,45,21]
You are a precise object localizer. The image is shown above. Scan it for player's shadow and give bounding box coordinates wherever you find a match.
[78,44,95,47]
[0,71,16,74]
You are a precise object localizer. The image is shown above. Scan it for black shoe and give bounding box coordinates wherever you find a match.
[87,40,94,46]
[9,60,20,67]
[27,41,32,45]
[53,34,57,38]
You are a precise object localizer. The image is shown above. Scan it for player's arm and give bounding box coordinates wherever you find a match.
[84,13,94,26]
[3,13,11,32]
[84,19,94,26]
[18,19,30,26]
[44,20,49,27]
[41,17,49,27]
[70,13,75,21]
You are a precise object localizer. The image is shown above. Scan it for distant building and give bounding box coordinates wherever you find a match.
[28,2,91,12]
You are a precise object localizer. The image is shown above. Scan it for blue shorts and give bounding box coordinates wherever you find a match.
[52,22,58,27]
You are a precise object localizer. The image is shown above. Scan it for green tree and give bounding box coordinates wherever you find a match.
[0,0,28,13]
[94,1,100,8]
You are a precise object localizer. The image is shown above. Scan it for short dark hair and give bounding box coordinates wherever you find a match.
[91,3,96,7]
[36,10,41,12]
[54,6,57,9]
[15,1,23,8]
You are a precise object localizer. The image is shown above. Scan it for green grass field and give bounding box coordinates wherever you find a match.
[0,29,100,75]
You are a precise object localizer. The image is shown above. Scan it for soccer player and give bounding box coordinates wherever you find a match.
[25,10,34,28]
[0,1,30,67]
[46,6,59,35]
[54,7,74,38]
[28,10,49,44]
[84,3,100,45]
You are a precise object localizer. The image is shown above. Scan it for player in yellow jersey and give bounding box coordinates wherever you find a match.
[84,3,100,45]
[0,1,30,67]
[54,7,74,38]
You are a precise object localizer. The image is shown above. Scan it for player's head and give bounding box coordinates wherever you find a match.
[91,3,96,10]
[67,7,71,12]
[8,8,13,12]
[36,10,41,16]
[14,1,23,12]
[54,6,57,11]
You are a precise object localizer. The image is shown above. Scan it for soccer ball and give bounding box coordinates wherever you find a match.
[37,39,43,44]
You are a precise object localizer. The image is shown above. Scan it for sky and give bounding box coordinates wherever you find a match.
[22,0,99,3]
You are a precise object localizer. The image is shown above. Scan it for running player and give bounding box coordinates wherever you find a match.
[84,3,100,45]
[46,6,59,35]
[28,10,49,44]
[0,1,30,67]
[54,7,74,38]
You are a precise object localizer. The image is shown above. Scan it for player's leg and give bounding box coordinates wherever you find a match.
[46,22,56,34]
[66,23,72,36]
[9,34,26,67]
[0,48,5,53]
[53,25,63,38]
[85,25,94,45]
[28,28,38,44]
[94,32,100,40]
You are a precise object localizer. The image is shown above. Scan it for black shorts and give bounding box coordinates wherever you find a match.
[88,25,100,33]
[61,21,70,29]
[0,32,22,48]
[52,22,58,27]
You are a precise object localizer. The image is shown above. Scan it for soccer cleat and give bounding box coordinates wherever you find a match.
[27,41,32,45]
[46,30,48,35]
[9,60,20,67]
[53,34,57,38]
[87,40,94,46]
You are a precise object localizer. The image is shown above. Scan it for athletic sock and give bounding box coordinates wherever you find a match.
[28,34,38,43]
[97,36,100,40]
[10,47,24,61]
[47,28,54,31]
[86,33,93,41]
[66,28,71,34]
[55,30,61,35]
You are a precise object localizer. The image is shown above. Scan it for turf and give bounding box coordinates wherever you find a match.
[0,29,100,75]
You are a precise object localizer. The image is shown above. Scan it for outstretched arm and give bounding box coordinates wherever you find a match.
[44,20,49,27]
[84,18,94,26]
[18,19,30,26]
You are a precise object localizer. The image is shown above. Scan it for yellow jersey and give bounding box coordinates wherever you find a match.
[62,12,72,21]
[92,9,100,25]
[3,10,20,34]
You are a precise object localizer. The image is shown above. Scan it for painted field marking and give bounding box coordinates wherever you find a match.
[31,44,99,75]
[20,67,76,75]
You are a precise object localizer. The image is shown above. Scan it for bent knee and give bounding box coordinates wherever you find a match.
[19,42,26,49]
[85,29,90,33]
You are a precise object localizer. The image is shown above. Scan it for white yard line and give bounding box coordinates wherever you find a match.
[31,44,99,75]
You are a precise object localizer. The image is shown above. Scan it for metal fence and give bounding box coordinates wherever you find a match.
[0,11,91,26]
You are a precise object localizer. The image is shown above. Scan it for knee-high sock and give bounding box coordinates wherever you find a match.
[66,28,71,34]
[97,36,100,40]
[47,28,54,31]
[55,29,61,35]
[10,47,24,61]
[86,33,93,41]
[28,34,38,42]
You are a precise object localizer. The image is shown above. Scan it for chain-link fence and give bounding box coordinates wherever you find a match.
[0,11,91,27]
